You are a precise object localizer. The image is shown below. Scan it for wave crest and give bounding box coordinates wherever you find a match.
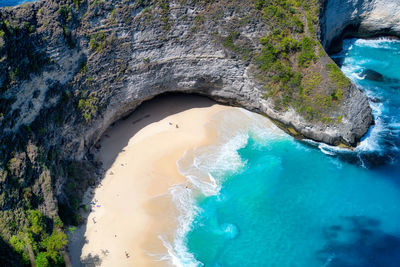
[160,108,284,266]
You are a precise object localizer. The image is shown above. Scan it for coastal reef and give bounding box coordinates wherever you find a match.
[0,0,397,265]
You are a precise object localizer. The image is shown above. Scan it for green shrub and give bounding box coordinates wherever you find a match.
[62,26,75,48]
[10,235,29,264]
[223,31,240,49]
[298,36,317,68]
[68,226,77,234]
[73,0,82,9]
[35,252,50,267]
[40,231,67,262]
[158,0,170,30]
[331,88,343,101]
[302,73,322,95]
[109,8,117,24]
[58,5,72,24]
[326,63,351,90]
[292,15,304,33]
[78,96,98,122]
[91,0,104,6]
[321,116,333,123]
[8,209,67,266]
[89,31,109,52]
[27,210,45,236]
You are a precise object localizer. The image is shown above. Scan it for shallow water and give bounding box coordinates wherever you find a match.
[0,0,35,7]
[169,38,400,267]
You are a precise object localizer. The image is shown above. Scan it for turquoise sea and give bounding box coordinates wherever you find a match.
[0,0,34,7]
[166,38,400,266]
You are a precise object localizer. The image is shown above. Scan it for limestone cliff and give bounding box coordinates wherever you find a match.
[0,0,389,264]
[320,0,400,53]
[0,0,373,157]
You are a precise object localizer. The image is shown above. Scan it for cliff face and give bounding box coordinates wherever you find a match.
[0,0,385,262]
[1,0,373,159]
[320,0,400,53]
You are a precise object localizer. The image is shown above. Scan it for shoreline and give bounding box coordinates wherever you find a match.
[68,95,233,266]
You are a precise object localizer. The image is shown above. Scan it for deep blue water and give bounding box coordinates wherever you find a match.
[0,0,35,7]
[168,38,400,267]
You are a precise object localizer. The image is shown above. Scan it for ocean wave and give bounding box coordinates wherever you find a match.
[162,108,285,266]
[340,65,365,81]
[304,139,351,157]
[389,122,400,129]
[352,37,400,50]
[158,184,202,267]
[356,117,388,154]
[326,37,400,163]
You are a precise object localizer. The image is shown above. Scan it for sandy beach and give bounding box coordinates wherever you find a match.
[68,94,233,266]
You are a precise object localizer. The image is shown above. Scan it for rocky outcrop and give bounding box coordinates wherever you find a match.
[320,0,400,53]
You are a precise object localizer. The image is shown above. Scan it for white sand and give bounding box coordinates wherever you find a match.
[69,95,233,266]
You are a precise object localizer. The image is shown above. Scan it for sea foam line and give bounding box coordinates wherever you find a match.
[327,39,398,156]
[159,108,285,266]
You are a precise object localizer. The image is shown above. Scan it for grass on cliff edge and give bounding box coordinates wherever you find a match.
[220,0,347,123]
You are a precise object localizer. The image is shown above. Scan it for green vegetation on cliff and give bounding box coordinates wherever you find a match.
[217,0,348,123]
[255,0,335,120]
[0,19,49,92]
[10,210,67,266]
[0,0,356,265]
[326,62,351,91]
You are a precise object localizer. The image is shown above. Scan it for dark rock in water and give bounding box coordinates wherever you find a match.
[369,97,380,103]
[362,69,384,82]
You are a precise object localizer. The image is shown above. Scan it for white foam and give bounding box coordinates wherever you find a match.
[356,99,389,154]
[389,122,400,129]
[304,139,351,156]
[333,39,394,155]
[158,184,202,267]
[319,146,337,156]
[341,64,364,82]
[353,37,400,50]
[161,108,285,266]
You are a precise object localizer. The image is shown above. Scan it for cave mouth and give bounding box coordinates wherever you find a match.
[319,0,400,56]
[90,92,220,171]
[115,92,219,125]
[326,26,400,56]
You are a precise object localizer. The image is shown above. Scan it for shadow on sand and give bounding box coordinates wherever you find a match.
[67,93,216,266]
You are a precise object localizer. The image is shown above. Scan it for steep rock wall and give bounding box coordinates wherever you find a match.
[10,0,372,162]
[320,0,400,53]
